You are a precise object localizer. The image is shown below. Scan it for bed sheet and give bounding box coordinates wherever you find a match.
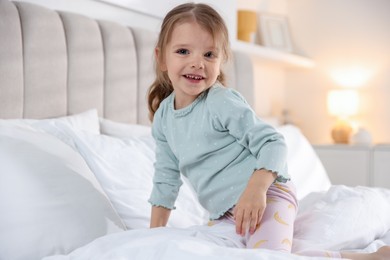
[42,228,326,260]
[3,118,388,260]
[42,230,390,260]
[40,122,390,260]
[43,185,390,260]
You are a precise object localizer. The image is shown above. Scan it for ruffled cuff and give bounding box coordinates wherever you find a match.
[148,183,179,210]
[255,158,290,183]
[251,135,289,182]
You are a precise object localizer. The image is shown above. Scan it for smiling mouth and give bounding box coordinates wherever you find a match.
[184,74,204,80]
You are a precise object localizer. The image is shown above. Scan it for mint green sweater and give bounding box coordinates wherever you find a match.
[148,83,289,220]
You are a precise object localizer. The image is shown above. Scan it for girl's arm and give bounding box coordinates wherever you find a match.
[150,206,172,228]
[233,169,276,236]
[148,108,181,227]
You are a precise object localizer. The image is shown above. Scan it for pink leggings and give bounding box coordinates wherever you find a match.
[213,181,341,258]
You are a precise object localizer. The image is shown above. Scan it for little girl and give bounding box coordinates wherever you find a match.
[147,3,389,259]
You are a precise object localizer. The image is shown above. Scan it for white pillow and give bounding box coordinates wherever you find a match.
[0,126,125,260]
[0,109,100,151]
[276,124,331,200]
[99,117,151,138]
[293,185,390,251]
[0,109,100,134]
[57,123,209,229]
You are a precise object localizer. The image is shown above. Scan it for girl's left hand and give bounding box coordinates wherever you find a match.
[233,187,266,236]
[233,169,276,236]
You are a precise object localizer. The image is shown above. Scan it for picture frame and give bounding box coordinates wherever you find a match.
[257,13,293,52]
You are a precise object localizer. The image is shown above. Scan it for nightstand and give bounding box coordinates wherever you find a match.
[372,144,390,188]
[313,144,390,188]
[313,144,371,187]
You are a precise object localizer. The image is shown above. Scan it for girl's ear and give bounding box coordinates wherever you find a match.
[155,48,167,71]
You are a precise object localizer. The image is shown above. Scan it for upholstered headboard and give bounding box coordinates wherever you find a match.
[0,0,254,124]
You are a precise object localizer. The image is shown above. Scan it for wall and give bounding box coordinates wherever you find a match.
[19,0,380,144]
[237,0,289,121]
[286,0,390,144]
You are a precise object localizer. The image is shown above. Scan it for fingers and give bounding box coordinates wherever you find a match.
[235,208,264,236]
[234,208,244,236]
[249,209,260,234]
[250,207,265,234]
[241,210,251,236]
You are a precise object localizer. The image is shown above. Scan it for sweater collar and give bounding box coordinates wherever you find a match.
[169,91,207,117]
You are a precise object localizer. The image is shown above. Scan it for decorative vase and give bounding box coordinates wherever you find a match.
[349,127,372,145]
[331,120,353,144]
[237,10,257,43]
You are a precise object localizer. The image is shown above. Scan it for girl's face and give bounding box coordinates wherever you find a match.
[158,21,223,109]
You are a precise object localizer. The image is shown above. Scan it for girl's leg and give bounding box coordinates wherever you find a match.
[246,181,343,258]
[339,246,390,260]
[220,180,390,259]
[295,249,390,259]
[246,181,297,252]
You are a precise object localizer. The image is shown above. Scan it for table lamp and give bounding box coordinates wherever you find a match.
[327,89,359,144]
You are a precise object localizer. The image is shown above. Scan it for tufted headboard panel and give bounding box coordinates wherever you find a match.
[0,0,253,124]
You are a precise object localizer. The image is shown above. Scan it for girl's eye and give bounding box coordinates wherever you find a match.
[205,51,216,58]
[176,49,189,55]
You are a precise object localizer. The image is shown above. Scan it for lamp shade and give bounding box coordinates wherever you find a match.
[327,89,359,118]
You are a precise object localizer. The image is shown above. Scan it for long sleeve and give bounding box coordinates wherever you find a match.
[207,86,289,182]
[148,108,182,209]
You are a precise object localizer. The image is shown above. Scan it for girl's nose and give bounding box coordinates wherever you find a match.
[191,57,204,69]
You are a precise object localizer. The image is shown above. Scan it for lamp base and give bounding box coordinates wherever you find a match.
[331,120,353,144]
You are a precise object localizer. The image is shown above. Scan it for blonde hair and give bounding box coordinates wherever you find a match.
[147,3,231,121]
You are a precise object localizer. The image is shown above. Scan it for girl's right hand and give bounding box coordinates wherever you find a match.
[150,206,171,228]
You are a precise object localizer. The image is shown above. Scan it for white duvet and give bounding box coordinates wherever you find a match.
[43,186,390,260]
[1,112,389,260]
[43,121,390,260]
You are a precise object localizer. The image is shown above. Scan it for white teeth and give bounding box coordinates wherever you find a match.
[185,74,203,80]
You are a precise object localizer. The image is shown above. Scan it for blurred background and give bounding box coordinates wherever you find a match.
[16,0,390,145]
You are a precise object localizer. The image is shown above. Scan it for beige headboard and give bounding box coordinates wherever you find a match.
[0,0,254,124]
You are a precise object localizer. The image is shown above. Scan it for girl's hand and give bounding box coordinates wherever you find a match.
[150,206,171,228]
[233,169,276,236]
[233,186,267,236]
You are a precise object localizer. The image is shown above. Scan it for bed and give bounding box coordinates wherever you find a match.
[1,1,390,259]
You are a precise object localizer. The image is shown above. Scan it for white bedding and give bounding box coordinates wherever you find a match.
[1,110,389,260]
[43,186,390,260]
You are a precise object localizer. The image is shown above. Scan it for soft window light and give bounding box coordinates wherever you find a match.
[327,89,359,144]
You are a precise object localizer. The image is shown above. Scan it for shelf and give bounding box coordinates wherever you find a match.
[313,144,372,150]
[231,40,315,69]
